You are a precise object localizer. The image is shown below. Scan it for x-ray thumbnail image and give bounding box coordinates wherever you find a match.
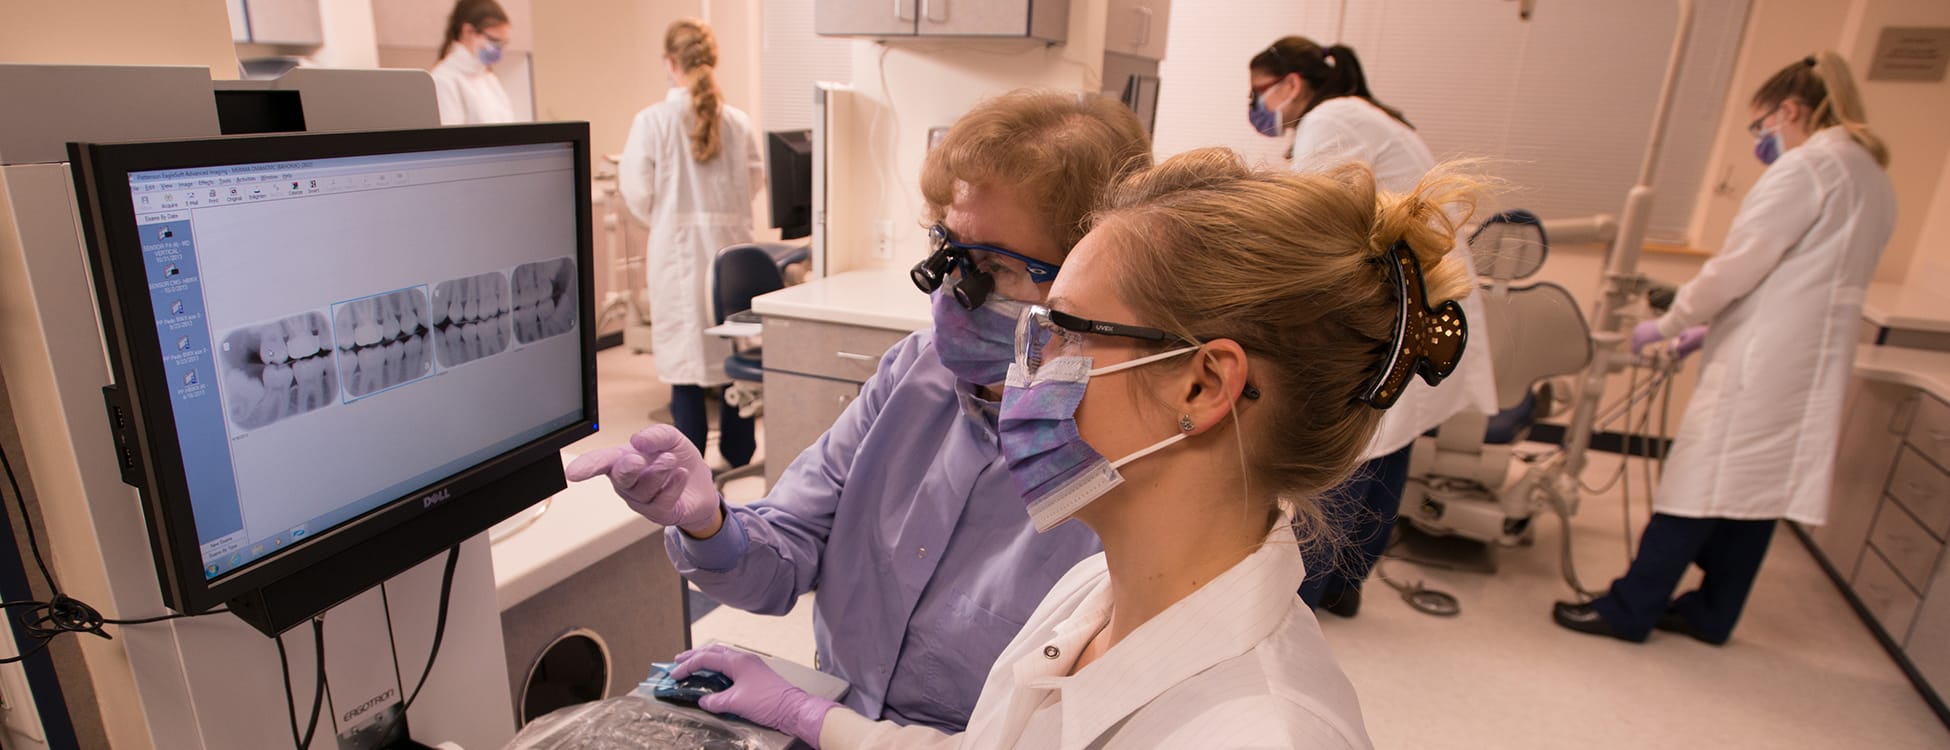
[430,272,512,369]
[218,311,338,431]
[333,287,432,400]
[511,256,578,345]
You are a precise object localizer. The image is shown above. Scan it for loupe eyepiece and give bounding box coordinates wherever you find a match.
[911,248,955,293]
[950,271,993,310]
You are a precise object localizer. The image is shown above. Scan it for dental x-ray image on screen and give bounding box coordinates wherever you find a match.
[431,271,513,368]
[333,286,433,400]
[218,311,340,430]
[512,257,578,344]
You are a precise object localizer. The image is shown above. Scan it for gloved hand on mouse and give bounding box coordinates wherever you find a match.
[669,645,840,747]
[1630,320,1708,361]
[564,425,723,537]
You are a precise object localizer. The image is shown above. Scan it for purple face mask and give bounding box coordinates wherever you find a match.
[1753,130,1783,166]
[930,290,1026,386]
[998,344,1196,532]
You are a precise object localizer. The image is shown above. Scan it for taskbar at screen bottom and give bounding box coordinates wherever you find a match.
[199,409,584,580]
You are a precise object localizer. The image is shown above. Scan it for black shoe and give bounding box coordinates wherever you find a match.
[1654,608,1728,646]
[1552,601,1638,642]
[1321,585,1362,618]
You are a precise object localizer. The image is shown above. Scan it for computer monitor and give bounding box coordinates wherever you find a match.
[767,129,812,240]
[69,123,598,636]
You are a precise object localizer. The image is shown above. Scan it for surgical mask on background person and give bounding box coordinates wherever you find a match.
[998,343,1197,532]
[477,38,504,66]
[1248,92,1283,137]
[931,290,1027,386]
[1753,128,1783,166]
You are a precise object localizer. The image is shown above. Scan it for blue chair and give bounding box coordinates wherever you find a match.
[709,242,810,488]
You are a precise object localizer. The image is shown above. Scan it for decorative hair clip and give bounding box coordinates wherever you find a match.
[1357,241,1469,409]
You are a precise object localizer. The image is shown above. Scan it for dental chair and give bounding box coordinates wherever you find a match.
[708,242,811,489]
[1398,211,1594,553]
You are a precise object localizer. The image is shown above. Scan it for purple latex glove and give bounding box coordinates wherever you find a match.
[670,645,839,747]
[1673,325,1708,360]
[563,425,721,535]
[1629,320,1664,355]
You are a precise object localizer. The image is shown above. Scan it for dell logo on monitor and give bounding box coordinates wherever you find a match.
[421,488,452,509]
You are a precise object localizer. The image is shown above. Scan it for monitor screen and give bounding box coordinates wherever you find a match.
[767,130,811,240]
[72,124,597,634]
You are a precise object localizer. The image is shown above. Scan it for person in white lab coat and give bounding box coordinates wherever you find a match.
[661,152,1492,750]
[430,0,516,126]
[1554,52,1895,645]
[619,17,764,467]
[1249,36,1498,616]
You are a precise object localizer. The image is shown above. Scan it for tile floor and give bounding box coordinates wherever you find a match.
[575,345,1950,748]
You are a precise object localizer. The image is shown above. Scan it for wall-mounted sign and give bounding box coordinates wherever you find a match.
[1869,27,1950,82]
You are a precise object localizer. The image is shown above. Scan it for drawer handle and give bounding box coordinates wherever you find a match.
[835,351,878,362]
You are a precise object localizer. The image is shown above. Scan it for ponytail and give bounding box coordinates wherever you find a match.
[665,18,724,163]
[438,0,509,61]
[1753,51,1890,169]
[1322,46,1411,128]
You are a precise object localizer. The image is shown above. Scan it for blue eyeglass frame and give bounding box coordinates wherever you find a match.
[928,224,1062,283]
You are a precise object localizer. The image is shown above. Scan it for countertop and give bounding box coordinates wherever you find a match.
[751,268,932,331]
[1855,344,1950,402]
[1863,267,1950,334]
[488,453,660,611]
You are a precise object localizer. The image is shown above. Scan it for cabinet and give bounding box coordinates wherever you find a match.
[1103,0,1171,61]
[816,0,1070,42]
[758,315,913,488]
[1808,374,1950,712]
[231,0,325,46]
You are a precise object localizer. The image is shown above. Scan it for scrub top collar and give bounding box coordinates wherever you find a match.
[1012,521,1305,749]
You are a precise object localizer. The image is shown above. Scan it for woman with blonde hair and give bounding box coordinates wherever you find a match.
[570,91,1151,732]
[1555,51,1895,644]
[618,17,765,468]
[667,149,1483,749]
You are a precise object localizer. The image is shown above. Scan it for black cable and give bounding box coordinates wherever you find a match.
[0,439,231,658]
[401,545,461,714]
[276,617,328,750]
[1,442,57,592]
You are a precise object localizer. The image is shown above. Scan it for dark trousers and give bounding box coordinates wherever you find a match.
[1591,513,1777,643]
[1299,444,1414,609]
[669,384,756,468]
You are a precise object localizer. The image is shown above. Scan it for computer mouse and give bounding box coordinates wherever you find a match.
[647,662,734,708]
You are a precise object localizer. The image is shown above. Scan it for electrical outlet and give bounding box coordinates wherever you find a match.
[875,220,895,260]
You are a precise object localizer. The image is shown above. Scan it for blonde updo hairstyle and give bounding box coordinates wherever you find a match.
[665,18,723,162]
[1091,148,1476,529]
[921,90,1154,254]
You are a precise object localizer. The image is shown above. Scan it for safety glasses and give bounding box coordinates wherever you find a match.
[910,224,1061,309]
[1747,105,1781,138]
[1016,304,1184,373]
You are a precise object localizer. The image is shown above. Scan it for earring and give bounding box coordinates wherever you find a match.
[1179,414,1195,432]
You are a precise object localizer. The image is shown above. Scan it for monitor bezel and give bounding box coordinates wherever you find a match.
[69,123,598,625]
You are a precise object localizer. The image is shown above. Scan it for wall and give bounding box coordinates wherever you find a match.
[0,0,239,76]
[825,0,1112,274]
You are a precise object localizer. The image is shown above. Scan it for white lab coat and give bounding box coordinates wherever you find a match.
[619,88,764,386]
[1652,127,1895,525]
[430,46,515,126]
[1291,97,1500,459]
[820,522,1372,749]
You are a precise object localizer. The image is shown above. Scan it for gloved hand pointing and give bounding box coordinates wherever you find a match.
[564,425,722,536]
[670,645,840,747]
[1673,325,1708,360]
